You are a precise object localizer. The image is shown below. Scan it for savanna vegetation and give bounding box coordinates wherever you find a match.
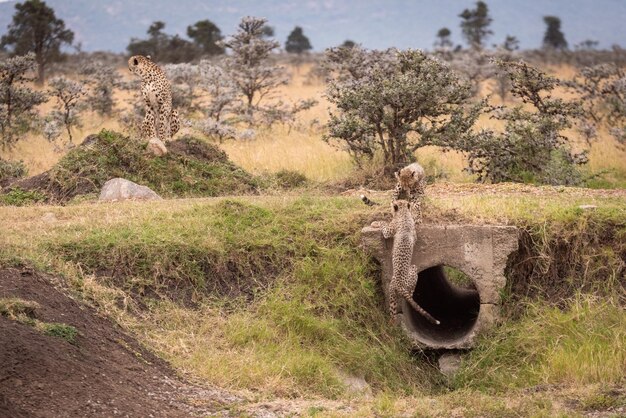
[1,0,625,416]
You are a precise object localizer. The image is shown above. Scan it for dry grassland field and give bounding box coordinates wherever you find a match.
[1,7,625,418]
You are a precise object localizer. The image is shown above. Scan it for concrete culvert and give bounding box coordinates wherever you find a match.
[361,224,519,350]
[402,265,480,347]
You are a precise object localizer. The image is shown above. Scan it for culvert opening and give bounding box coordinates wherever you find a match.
[402,265,480,346]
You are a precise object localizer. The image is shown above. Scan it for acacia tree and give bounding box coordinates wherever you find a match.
[567,64,626,146]
[187,20,225,56]
[324,46,483,172]
[492,36,520,102]
[47,76,86,144]
[0,0,74,85]
[163,63,201,114]
[79,61,122,116]
[543,16,568,50]
[0,53,47,149]
[455,60,585,184]
[285,26,312,54]
[459,1,493,50]
[127,21,197,63]
[434,27,453,50]
[219,17,287,121]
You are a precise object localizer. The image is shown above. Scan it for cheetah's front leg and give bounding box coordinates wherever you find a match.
[370,221,396,239]
[157,102,173,141]
[142,103,158,139]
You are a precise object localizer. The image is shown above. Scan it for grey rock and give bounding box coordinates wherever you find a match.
[99,178,162,202]
[438,352,462,377]
[147,138,168,156]
[578,204,597,210]
[41,212,57,223]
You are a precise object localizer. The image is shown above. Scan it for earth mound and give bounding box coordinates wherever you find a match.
[5,130,259,203]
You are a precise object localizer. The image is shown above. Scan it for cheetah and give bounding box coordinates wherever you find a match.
[128,55,180,142]
[391,162,427,223]
[373,200,440,325]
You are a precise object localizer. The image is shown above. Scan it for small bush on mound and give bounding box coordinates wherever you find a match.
[0,187,46,206]
[5,130,259,203]
[0,158,27,187]
[274,169,308,189]
[0,297,78,344]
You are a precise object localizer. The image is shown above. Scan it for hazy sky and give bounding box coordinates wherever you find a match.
[0,0,625,52]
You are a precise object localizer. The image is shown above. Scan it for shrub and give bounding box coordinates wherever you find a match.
[324,46,483,174]
[274,169,308,188]
[0,157,27,186]
[450,60,586,184]
[0,187,45,206]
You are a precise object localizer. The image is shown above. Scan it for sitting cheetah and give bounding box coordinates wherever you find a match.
[128,55,180,142]
[391,162,427,222]
[373,200,440,325]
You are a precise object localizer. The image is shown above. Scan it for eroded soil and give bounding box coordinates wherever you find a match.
[0,267,237,417]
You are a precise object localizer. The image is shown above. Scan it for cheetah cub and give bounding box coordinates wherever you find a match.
[373,200,440,325]
[392,162,427,222]
[128,55,180,145]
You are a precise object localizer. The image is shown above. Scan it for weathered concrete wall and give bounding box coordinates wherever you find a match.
[361,224,518,350]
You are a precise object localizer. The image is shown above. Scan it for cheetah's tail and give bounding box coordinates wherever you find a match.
[360,194,379,206]
[170,109,180,136]
[406,298,441,325]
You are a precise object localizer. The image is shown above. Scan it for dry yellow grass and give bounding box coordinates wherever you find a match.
[2,62,625,185]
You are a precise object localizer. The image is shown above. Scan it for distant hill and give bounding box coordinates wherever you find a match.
[0,0,624,53]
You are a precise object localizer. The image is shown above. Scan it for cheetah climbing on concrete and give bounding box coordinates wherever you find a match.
[391,162,427,223]
[128,55,179,143]
[373,200,440,325]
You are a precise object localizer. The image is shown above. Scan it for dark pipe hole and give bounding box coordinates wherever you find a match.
[402,265,480,345]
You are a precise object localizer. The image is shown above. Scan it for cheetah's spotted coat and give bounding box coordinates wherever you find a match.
[128,55,180,142]
[392,162,426,222]
[375,200,440,325]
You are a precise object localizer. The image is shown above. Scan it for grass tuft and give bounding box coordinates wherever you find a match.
[0,297,39,318]
[1,297,78,344]
[0,187,46,206]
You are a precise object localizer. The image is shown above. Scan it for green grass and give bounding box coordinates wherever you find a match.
[1,297,78,344]
[37,196,438,397]
[0,187,46,206]
[40,322,79,344]
[455,295,626,391]
[0,189,624,408]
[0,297,39,318]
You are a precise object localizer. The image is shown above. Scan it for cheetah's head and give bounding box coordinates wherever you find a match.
[395,167,418,189]
[392,199,411,214]
[128,55,151,76]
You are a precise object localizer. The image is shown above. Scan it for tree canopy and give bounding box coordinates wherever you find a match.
[127,21,197,63]
[285,26,312,54]
[187,20,225,56]
[543,16,568,50]
[0,0,74,84]
[325,46,482,172]
[459,1,493,50]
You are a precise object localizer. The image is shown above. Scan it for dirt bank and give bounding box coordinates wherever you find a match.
[0,267,235,417]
